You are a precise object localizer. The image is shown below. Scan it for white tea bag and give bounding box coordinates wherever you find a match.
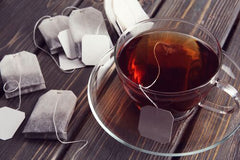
[0,107,25,140]
[0,51,46,99]
[23,90,77,140]
[113,0,149,31]
[69,7,111,57]
[82,35,111,66]
[38,15,69,54]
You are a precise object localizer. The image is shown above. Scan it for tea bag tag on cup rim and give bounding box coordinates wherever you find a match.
[0,107,25,140]
[138,105,174,143]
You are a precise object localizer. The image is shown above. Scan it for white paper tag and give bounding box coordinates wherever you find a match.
[113,0,149,30]
[82,35,111,66]
[138,105,174,143]
[59,53,85,71]
[58,29,80,59]
[0,107,25,140]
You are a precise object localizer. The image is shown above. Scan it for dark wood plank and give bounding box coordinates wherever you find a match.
[154,0,240,159]
[178,17,240,160]
[0,0,162,160]
[63,0,240,160]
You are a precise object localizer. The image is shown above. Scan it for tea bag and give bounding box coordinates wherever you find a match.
[113,0,149,31]
[0,51,46,99]
[137,44,174,143]
[69,7,111,57]
[23,90,77,140]
[38,15,69,54]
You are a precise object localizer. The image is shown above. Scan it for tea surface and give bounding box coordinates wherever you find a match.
[117,31,219,92]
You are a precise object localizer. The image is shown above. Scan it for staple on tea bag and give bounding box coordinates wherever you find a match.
[113,0,149,31]
[0,51,46,99]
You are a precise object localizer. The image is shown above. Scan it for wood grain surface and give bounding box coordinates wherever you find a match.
[0,0,240,160]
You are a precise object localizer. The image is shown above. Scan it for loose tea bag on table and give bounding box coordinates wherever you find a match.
[23,90,77,140]
[38,15,69,54]
[0,51,46,99]
[68,7,111,58]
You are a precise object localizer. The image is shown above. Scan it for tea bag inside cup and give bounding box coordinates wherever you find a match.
[69,7,111,58]
[38,15,69,54]
[23,90,77,140]
[0,51,46,99]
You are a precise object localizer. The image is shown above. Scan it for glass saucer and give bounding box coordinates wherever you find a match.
[87,49,240,157]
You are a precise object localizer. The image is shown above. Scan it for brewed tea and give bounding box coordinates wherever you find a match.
[117,31,219,92]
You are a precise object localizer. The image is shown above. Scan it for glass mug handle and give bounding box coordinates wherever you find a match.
[199,80,240,114]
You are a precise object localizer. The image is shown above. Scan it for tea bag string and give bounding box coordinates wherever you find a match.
[3,56,22,110]
[61,6,79,15]
[139,41,161,109]
[33,16,75,74]
[96,20,104,35]
[53,94,88,158]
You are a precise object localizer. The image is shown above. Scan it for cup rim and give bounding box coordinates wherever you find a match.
[114,18,222,95]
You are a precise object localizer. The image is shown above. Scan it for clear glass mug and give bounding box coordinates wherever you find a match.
[114,18,240,119]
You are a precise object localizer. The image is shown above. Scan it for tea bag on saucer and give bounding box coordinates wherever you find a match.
[23,90,77,140]
[38,15,69,54]
[0,51,46,99]
[69,7,111,58]
[113,0,149,31]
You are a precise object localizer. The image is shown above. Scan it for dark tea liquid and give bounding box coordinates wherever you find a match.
[117,31,219,92]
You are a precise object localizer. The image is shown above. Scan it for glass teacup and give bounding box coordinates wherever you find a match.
[114,18,240,119]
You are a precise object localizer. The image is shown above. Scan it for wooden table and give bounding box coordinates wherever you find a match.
[0,0,240,159]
